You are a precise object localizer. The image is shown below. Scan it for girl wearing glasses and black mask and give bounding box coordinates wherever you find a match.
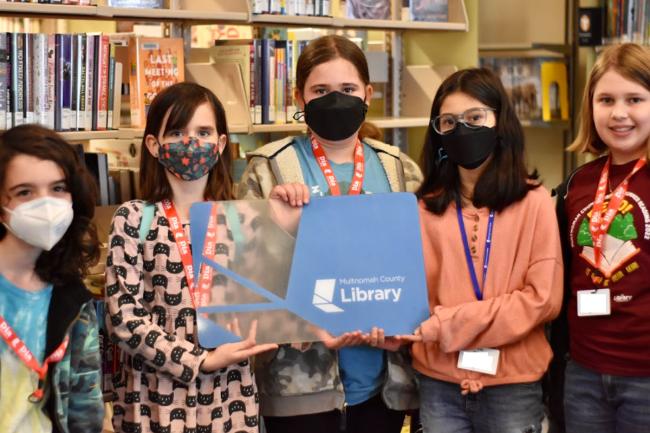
[407,68,564,433]
[238,34,422,433]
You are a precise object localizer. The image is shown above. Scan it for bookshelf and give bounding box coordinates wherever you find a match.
[0,0,475,150]
[478,0,576,188]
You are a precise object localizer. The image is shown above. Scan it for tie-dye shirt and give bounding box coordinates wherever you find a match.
[0,273,53,433]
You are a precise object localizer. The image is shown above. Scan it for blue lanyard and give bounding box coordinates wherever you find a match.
[456,199,495,301]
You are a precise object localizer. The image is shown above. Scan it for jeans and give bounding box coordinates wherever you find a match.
[418,374,543,433]
[263,392,405,433]
[564,359,650,433]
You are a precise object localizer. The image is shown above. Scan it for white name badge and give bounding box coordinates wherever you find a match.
[457,348,500,375]
[577,288,611,316]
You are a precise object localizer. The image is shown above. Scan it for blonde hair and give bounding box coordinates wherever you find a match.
[569,43,650,156]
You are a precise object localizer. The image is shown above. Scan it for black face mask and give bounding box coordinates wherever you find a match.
[301,91,368,141]
[440,124,498,169]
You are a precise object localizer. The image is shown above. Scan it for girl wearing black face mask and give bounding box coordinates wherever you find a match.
[404,68,563,433]
[237,35,423,433]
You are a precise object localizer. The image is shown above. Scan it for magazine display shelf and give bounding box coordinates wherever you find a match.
[0,0,469,144]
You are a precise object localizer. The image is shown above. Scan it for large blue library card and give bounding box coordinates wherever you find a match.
[190,193,429,347]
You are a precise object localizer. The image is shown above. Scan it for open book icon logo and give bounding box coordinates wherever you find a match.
[312,279,344,313]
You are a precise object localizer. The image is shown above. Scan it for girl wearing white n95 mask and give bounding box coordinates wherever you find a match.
[0,124,104,433]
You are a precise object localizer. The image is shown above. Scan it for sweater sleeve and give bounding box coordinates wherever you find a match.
[399,152,423,193]
[104,202,207,384]
[66,301,104,433]
[237,156,275,199]
[420,192,564,352]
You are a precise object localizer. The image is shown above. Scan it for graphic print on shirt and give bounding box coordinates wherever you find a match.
[570,191,650,282]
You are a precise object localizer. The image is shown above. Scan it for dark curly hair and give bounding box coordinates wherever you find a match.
[0,125,100,286]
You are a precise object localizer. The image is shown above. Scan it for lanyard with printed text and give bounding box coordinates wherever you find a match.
[311,136,365,196]
[457,199,495,301]
[0,315,69,402]
[161,199,218,307]
[589,156,646,273]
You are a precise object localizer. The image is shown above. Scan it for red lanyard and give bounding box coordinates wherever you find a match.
[310,136,365,196]
[589,156,646,273]
[0,315,69,402]
[161,199,218,307]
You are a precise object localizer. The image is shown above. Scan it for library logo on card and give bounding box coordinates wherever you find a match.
[313,276,405,313]
[312,279,344,313]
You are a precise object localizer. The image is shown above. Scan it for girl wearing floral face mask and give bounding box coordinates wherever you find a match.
[105,82,277,433]
[0,124,104,433]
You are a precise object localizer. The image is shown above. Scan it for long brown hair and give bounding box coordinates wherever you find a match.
[417,68,539,214]
[0,125,100,286]
[570,43,650,156]
[296,34,377,140]
[139,82,234,202]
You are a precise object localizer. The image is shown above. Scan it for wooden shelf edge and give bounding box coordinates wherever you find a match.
[58,128,144,141]
[97,6,247,22]
[0,3,96,17]
[337,18,467,31]
[520,120,570,129]
[250,14,334,27]
[245,117,430,133]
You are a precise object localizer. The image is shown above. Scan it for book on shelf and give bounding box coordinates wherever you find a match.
[0,31,118,132]
[409,0,448,22]
[128,36,184,128]
[604,0,650,44]
[252,0,331,16]
[346,0,390,20]
[480,56,569,123]
[105,0,163,7]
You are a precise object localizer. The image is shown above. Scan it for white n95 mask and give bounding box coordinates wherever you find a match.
[3,197,74,251]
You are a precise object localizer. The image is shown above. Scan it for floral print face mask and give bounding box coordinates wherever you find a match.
[157,136,220,181]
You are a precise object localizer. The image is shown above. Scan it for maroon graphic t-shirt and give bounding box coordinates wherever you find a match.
[564,156,650,376]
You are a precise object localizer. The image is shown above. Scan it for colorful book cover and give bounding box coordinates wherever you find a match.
[346,0,390,19]
[409,0,448,22]
[129,36,184,128]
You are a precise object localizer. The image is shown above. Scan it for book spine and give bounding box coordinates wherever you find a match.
[0,34,7,131]
[128,37,141,127]
[107,45,115,130]
[275,43,285,124]
[54,34,62,130]
[33,34,45,127]
[62,34,72,131]
[46,34,55,129]
[254,39,262,124]
[92,34,100,130]
[97,35,109,131]
[70,34,78,130]
[78,34,86,130]
[249,42,256,124]
[5,33,12,129]
[268,40,275,123]
[85,34,94,131]
[261,39,269,124]
[16,33,24,126]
